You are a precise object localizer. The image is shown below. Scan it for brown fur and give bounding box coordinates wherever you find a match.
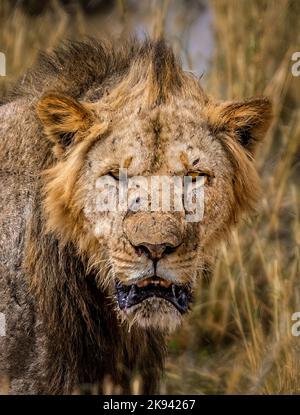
[0,38,272,394]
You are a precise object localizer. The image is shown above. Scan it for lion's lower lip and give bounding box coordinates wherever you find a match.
[115,277,191,314]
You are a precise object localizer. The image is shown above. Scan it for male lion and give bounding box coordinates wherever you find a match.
[0,39,271,394]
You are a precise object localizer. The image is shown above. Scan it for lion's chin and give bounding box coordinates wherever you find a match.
[121,297,183,332]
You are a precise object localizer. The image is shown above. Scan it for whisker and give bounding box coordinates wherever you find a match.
[111,255,136,264]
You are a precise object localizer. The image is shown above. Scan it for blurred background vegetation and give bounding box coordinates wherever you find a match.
[1,0,300,394]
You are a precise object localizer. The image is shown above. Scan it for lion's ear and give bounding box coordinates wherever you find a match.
[211,97,272,155]
[37,93,94,156]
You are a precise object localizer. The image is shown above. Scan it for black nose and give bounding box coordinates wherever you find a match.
[135,243,177,260]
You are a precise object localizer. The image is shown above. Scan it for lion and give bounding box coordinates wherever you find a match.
[0,38,272,394]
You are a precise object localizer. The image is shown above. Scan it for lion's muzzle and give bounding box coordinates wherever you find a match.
[116,212,191,314]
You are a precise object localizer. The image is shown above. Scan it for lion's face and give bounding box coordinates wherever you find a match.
[80,102,236,330]
[37,76,271,332]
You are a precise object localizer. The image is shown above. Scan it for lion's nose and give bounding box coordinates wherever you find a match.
[135,242,178,260]
[123,212,184,260]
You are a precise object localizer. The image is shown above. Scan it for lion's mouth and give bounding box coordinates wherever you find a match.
[115,276,191,314]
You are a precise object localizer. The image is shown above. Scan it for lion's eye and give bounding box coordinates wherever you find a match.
[186,171,209,184]
[108,171,120,180]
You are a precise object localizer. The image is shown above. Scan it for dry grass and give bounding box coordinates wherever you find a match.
[0,0,300,395]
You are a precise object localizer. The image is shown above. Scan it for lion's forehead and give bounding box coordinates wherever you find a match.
[90,103,226,175]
